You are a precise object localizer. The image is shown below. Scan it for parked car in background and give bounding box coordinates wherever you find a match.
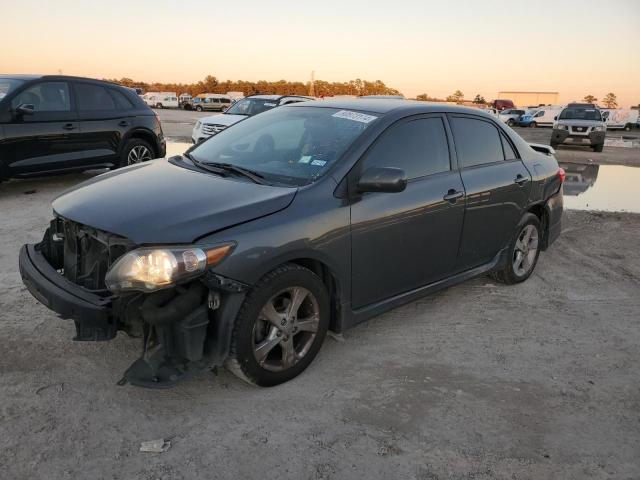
[192,94,313,143]
[179,93,192,109]
[0,75,165,181]
[143,92,178,109]
[192,94,232,112]
[518,105,563,127]
[601,108,639,131]
[20,99,563,388]
[499,109,526,127]
[491,99,515,111]
[551,104,606,152]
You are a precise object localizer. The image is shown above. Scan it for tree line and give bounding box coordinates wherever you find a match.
[107,75,401,97]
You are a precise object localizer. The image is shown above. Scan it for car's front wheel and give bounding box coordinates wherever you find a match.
[492,213,542,285]
[195,105,203,112]
[226,264,329,386]
[529,121,537,128]
[593,143,604,152]
[120,138,155,167]
[507,119,515,127]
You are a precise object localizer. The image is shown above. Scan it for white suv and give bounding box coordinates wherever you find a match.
[192,94,313,143]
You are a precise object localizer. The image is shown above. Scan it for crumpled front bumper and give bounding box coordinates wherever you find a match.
[19,243,117,341]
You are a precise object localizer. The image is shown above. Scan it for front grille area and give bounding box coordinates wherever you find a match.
[202,124,227,136]
[58,219,134,292]
[571,126,589,134]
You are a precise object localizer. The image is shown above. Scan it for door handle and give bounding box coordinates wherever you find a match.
[443,189,464,202]
[514,174,530,186]
[62,123,76,131]
[118,120,130,127]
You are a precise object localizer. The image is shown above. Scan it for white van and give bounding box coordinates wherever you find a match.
[518,105,564,127]
[143,92,178,109]
[601,109,639,130]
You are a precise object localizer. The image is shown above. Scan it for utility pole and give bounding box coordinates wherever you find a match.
[309,70,315,97]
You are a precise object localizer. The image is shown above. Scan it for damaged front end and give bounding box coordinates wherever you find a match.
[19,216,247,388]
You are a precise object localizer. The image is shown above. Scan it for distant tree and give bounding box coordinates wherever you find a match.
[446,90,464,103]
[583,94,598,104]
[602,92,618,109]
[473,94,486,104]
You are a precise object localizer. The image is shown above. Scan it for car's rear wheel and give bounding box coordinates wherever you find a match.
[507,119,515,127]
[156,103,163,109]
[593,143,604,152]
[529,121,537,128]
[121,138,154,167]
[226,264,329,386]
[195,105,203,112]
[492,213,542,285]
[550,141,559,149]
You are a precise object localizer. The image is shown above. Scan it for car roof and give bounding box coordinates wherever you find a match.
[247,94,313,101]
[0,74,125,88]
[289,98,500,118]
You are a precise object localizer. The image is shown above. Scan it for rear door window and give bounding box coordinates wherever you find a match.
[76,83,116,111]
[362,117,450,179]
[501,134,518,160]
[450,117,504,168]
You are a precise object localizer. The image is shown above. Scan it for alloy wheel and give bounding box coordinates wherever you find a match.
[512,225,539,276]
[127,145,152,165]
[252,287,320,372]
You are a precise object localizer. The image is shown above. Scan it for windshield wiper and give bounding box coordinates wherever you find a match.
[206,162,268,184]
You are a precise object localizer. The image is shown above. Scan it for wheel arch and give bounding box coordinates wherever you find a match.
[527,203,550,249]
[122,128,160,157]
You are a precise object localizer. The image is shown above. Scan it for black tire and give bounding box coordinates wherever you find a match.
[507,119,515,127]
[592,143,604,152]
[624,124,631,132]
[156,103,163,109]
[195,105,203,112]
[226,264,330,387]
[529,121,537,128]
[492,213,542,285]
[120,138,155,168]
[550,141,559,149]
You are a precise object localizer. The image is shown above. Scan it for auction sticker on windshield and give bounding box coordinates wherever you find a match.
[332,110,378,124]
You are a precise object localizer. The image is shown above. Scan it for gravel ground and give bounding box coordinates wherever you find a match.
[1,170,639,479]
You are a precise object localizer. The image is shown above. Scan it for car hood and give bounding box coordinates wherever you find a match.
[201,113,248,127]
[52,159,297,244]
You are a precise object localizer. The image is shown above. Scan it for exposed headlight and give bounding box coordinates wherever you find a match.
[593,125,605,132]
[555,124,567,130]
[105,244,234,294]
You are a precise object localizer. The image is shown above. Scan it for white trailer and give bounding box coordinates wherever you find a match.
[601,109,639,130]
[143,92,178,109]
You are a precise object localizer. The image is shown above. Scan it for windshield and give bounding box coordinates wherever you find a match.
[225,97,281,116]
[190,106,378,186]
[0,78,26,101]
[559,107,602,121]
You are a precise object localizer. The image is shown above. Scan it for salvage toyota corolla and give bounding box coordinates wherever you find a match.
[19,99,564,388]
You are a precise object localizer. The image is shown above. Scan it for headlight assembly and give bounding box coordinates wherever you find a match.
[555,124,567,130]
[593,125,605,132]
[105,244,234,294]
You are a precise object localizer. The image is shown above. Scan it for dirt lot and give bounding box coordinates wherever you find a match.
[1,170,639,479]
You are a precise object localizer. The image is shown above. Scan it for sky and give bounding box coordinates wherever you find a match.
[1,0,638,106]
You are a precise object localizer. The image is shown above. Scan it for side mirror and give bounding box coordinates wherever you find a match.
[554,115,558,120]
[357,167,407,193]
[15,103,35,116]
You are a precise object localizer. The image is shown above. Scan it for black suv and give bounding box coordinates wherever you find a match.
[0,75,166,180]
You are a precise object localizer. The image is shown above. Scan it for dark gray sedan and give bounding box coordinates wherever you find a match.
[19,99,564,388]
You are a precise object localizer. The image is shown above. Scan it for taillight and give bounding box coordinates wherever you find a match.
[557,167,566,183]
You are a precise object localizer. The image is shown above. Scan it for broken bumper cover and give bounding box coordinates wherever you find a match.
[19,243,116,341]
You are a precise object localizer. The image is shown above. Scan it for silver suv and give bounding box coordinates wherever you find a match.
[551,103,606,152]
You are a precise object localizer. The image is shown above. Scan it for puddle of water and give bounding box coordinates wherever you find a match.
[561,163,640,213]
[164,143,640,214]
